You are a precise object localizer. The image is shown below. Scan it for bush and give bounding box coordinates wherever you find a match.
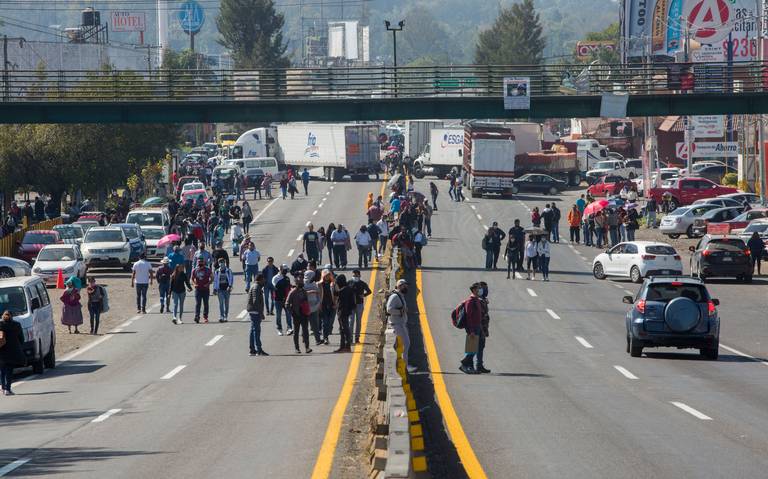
[722,172,738,186]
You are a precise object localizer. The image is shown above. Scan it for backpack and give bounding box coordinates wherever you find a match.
[420,235,428,246]
[481,236,489,251]
[451,301,466,329]
[100,286,110,313]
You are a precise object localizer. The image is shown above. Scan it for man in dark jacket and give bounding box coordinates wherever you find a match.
[551,204,561,243]
[487,222,506,270]
[747,232,764,276]
[0,311,25,395]
[290,253,309,279]
[212,242,230,268]
[34,197,46,222]
[508,219,526,271]
[459,283,485,375]
[247,274,268,356]
[334,274,356,352]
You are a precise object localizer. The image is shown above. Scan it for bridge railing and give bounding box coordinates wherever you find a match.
[1,63,764,102]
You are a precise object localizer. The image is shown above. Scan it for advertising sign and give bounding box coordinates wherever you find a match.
[676,141,738,159]
[576,41,617,58]
[178,0,205,35]
[691,115,725,137]
[503,77,530,110]
[110,11,146,32]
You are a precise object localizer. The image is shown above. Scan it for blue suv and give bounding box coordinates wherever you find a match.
[624,276,720,360]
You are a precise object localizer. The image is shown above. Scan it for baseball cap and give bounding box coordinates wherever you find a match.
[396,279,408,287]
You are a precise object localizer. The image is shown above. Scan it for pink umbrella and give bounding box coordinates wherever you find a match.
[583,199,609,217]
[157,233,181,248]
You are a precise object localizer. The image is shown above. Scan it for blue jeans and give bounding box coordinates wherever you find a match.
[647,211,657,228]
[195,289,209,320]
[245,264,259,291]
[476,333,487,368]
[0,365,13,392]
[217,290,231,320]
[309,310,321,342]
[551,223,559,242]
[172,291,186,319]
[88,302,101,334]
[263,286,274,313]
[485,249,493,269]
[135,283,148,311]
[609,227,619,246]
[321,308,336,340]
[275,302,292,331]
[249,312,263,353]
[158,282,170,308]
[626,228,636,241]
[596,229,604,248]
[353,303,364,342]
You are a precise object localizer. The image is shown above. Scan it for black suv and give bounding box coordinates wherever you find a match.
[689,235,753,282]
[624,276,720,360]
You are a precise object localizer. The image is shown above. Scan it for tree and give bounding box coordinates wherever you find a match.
[475,0,546,65]
[217,0,290,68]
[397,7,460,66]
[161,49,215,70]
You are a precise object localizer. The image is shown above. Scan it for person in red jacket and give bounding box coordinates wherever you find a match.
[459,283,485,375]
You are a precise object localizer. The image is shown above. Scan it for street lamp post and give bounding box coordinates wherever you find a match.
[385,20,404,96]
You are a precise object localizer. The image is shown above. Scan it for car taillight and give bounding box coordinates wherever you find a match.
[671,281,683,286]
[707,300,717,315]
[674,255,681,260]
[635,299,646,314]
[642,255,656,260]
[702,250,712,256]
[744,249,751,256]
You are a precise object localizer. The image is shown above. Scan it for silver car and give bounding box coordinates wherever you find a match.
[659,204,721,238]
[0,257,32,279]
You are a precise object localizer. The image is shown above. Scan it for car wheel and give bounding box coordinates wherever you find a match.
[593,262,606,280]
[0,267,14,279]
[31,339,44,374]
[630,266,642,283]
[43,334,56,369]
[685,225,695,239]
[700,340,719,360]
[548,186,559,195]
[510,186,519,195]
[669,198,680,210]
[629,335,643,357]
[667,234,680,239]
[626,334,630,353]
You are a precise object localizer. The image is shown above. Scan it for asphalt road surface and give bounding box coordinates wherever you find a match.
[417,180,768,479]
[0,178,383,478]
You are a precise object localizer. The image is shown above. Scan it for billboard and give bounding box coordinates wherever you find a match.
[691,115,725,137]
[503,77,530,110]
[110,11,146,32]
[676,141,738,159]
[576,41,617,58]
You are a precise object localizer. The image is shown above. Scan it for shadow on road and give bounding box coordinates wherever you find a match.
[0,447,164,476]
[644,352,768,363]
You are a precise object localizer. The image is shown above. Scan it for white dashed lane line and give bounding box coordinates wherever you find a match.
[526,288,537,297]
[719,344,768,366]
[546,309,561,319]
[574,336,594,349]
[470,205,476,210]
[476,214,483,221]
[305,221,311,226]
[312,210,318,216]
[0,458,30,477]
[206,335,224,347]
[287,249,295,257]
[671,401,713,420]
[613,365,639,380]
[91,408,122,423]
[161,365,187,380]
[237,310,248,319]
[296,235,303,241]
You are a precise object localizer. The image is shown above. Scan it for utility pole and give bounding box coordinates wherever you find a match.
[682,18,694,174]
[385,20,404,97]
[757,1,766,203]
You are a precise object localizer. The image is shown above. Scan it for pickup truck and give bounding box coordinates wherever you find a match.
[586,175,634,197]
[585,159,642,184]
[647,177,738,210]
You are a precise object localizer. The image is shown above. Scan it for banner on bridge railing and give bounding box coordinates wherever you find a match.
[503,77,530,110]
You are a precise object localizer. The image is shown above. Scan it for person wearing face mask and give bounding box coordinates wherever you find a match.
[350,269,372,344]
[459,283,485,375]
[537,236,551,282]
[330,224,350,270]
[213,258,234,322]
[386,279,416,373]
[476,281,491,374]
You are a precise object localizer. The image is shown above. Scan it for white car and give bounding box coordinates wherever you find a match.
[142,226,167,259]
[592,241,683,283]
[0,257,32,279]
[659,204,721,238]
[181,182,206,193]
[125,208,171,234]
[632,170,680,195]
[586,159,641,182]
[0,276,55,373]
[81,227,132,270]
[32,244,87,285]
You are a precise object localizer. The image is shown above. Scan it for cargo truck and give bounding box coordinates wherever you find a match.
[276,123,381,181]
[463,123,516,197]
[412,128,464,179]
[403,120,445,159]
[515,150,580,185]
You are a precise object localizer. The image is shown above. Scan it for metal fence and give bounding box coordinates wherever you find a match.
[1,63,765,102]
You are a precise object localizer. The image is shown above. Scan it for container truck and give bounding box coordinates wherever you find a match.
[403,120,445,159]
[413,128,464,179]
[231,127,278,159]
[463,123,516,197]
[276,123,381,181]
[514,150,580,185]
[542,138,609,181]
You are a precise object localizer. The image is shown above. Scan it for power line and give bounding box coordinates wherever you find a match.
[0,0,371,10]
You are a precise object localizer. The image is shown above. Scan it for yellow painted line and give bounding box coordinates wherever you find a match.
[310,177,387,479]
[416,269,488,479]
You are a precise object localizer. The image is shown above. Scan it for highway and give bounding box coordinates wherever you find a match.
[0,179,383,478]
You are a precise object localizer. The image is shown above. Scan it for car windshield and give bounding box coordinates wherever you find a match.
[646,283,708,302]
[23,233,56,245]
[122,227,139,239]
[126,212,163,227]
[645,245,677,255]
[0,287,27,315]
[38,248,76,261]
[85,230,124,243]
[706,239,747,252]
[54,226,83,239]
[744,223,768,234]
[594,161,615,169]
[143,229,166,240]
[667,207,690,217]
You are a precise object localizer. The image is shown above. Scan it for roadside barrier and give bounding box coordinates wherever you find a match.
[0,217,63,258]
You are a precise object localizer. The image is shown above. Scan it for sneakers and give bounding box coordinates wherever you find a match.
[277,330,284,336]
[203,318,209,324]
[459,364,477,375]
[295,348,301,354]
[476,365,491,374]
[305,348,312,354]
[257,350,269,356]
[286,328,293,335]
[172,317,177,324]
[194,317,200,324]
[249,350,257,356]
[160,305,164,313]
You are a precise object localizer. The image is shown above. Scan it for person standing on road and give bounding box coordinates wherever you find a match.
[538,236,552,281]
[304,270,322,344]
[595,211,606,248]
[168,246,185,272]
[193,243,213,269]
[286,275,311,353]
[331,224,350,269]
[524,235,538,280]
[192,258,212,324]
[241,201,253,234]
[60,279,83,334]
[213,258,234,322]
[607,208,620,246]
[645,196,658,228]
[156,258,173,314]
[504,232,521,280]
[86,277,105,335]
[626,207,639,241]
[334,274,355,353]
[243,242,261,292]
[181,238,196,276]
[350,269,371,344]
[366,219,381,259]
[576,194,587,214]
[487,222,506,270]
[414,229,426,267]
[542,204,554,237]
[319,269,337,345]
[131,253,154,314]
[567,205,581,244]
[272,265,293,335]
[247,274,268,356]
[366,192,374,211]
[288,176,298,199]
[0,310,24,395]
[748,231,764,275]
[448,173,456,201]
[301,168,310,195]
[170,264,192,324]
[262,257,279,316]
[386,279,416,373]
[429,182,439,210]
[476,282,491,374]
[376,216,389,258]
[508,219,526,273]
[458,283,485,375]
[551,203,561,243]
[303,224,322,263]
[354,225,372,268]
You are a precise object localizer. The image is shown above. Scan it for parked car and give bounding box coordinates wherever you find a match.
[125,208,171,234]
[724,208,768,231]
[80,226,132,270]
[53,224,85,245]
[632,170,680,196]
[510,174,567,195]
[592,241,683,283]
[692,197,744,209]
[689,235,752,282]
[623,276,720,360]
[0,275,56,372]
[648,177,738,209]
[175,176,201,197]
[690,207,743,237]
[181,181,206,194]
[111,224,146,262]
[659,203,721,238]
[718,192,761,205]
[16,230,62,264]
[32,244,87,286]
[736,219,768,250]
[587,175,634,197]
[0,257,32,278]
[585,160,641,182]
[142,226,167,259]
[681,160,726,176]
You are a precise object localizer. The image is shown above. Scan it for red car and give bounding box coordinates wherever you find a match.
[17,230,62,264]
[648,177,738,209]
[586,175,633,197]
[722,208,768,230]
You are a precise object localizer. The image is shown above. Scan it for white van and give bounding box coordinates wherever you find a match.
[125,208,171,234]
[0,276,55,373]
[226,157,283,181]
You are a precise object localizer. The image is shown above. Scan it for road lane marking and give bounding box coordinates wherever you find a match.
[624,290,634,296]
[306,221,312,226]
[312,210,318,216]
[411,269,488,479]
[671,401,712,420]
[613,283,624,289]
[526,288,537,297]
[206,335,224,347]
[326,191,331,196]
[287,249,295,257]
[330,186,335,190]
[237,309,248,319]
[575,336,594,349]
[111,328,124,333]
[568,245,576,250]
[92,408,121,423]
[613,365,638,380]
[311,176,386,479]
[719,344,768,366]
[129,314,142,322]
[318,203,323,208]
[161,365,186,380]
[470,205,476,210]
[296,235,303,241]
[482,225,489,231]
[476,214,483,220]
[0,458,30,477]
[252,197,280,223]
[546,309,561,319]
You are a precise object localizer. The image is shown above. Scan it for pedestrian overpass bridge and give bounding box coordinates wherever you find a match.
[1,63,766,123]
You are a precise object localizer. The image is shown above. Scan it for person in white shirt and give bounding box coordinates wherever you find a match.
[386,279,416,373]
[230,222,244,255]
[131,253,154,314]
[354,225,372,268]
[524,236,538,281]
[376,216,390,258]
[537,236,551,281]
[243,243,261,292]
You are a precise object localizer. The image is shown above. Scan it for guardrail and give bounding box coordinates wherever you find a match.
[0,217,63,258]
[1,62,764,102]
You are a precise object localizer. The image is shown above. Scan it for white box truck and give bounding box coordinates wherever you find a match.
[277,123,381,181]
[413,128,464,179]
[403,120,445,159]
[463,123,516,197]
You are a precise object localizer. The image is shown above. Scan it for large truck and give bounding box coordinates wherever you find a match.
[515,150,580,185]
[403,120,447,159]
[231,127,278,159]
[542,138,609,180]
[463,123,516,197]
[413,128,464,179]
[276,123,381,181]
